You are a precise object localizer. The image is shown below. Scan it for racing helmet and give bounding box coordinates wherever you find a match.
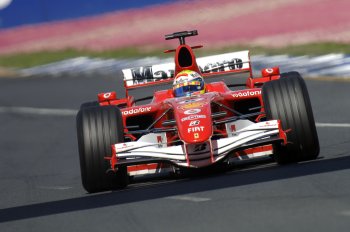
[173,70,205,97]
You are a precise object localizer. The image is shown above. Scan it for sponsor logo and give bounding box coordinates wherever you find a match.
[230,125,236,132]
[188,126,205,133]
[181,115,206,122]
[122,106,151,115]
[178,102,205,110]
[184,109,201,115]
[201,58,243,73]
[103,92,112,98]
[232,90,261,98]
[189,120,200,126]
[157,136,163,148]
[178,98,204,104]
[258,121,278,128]
[265,68,274,73]
[116,143,134,151]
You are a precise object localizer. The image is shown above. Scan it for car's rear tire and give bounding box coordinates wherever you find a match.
[76,106,128,193]
[262,72,319,164]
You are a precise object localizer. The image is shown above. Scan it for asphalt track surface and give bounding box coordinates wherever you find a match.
[0,74,349,232]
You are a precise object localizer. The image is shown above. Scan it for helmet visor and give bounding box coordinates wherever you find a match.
[173,80,204,97]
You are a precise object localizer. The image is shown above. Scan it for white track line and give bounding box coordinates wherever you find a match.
[0,106,350,128]
[167,195,211,202]
[37,186,73,190]
[0,106,77,116]
[339,210,350,216]
[316,123,350,128]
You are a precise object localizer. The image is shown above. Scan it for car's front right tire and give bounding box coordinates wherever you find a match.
[262,72,320,164]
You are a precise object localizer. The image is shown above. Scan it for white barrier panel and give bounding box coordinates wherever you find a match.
[19,54,350,78]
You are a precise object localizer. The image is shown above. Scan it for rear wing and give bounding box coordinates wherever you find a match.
[122,50,251,95]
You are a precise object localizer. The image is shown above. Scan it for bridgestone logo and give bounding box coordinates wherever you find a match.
[181,115,206,122]
[122,107,151,115]
[232,90,261,98]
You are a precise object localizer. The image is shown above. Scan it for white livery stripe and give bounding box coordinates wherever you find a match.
[316,123,350,128]
[0,106,77,116]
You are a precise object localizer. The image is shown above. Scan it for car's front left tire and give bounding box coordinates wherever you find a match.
[79,101,99,110]
[76,106,128,193]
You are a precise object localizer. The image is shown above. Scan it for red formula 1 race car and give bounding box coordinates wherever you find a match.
[76,30,319,193]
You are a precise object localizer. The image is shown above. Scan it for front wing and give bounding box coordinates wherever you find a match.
[110,120,286,169]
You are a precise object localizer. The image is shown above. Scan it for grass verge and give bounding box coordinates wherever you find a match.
[0,42,349,69]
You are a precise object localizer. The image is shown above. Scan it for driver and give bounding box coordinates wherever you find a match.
[173,70,205,97]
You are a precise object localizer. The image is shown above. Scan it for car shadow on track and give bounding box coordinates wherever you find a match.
[1,155,350,223]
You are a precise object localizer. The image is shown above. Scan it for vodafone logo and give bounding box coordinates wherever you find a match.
[232,90,261,98]
[265,68,274,74]
[103,93,112,99]
[122,107,151,115]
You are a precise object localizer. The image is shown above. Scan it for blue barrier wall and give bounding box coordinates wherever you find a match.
[0,0,174,29]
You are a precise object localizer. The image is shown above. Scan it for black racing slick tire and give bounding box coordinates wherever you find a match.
[76,105,128,193]
[262,72,320,164]
[79,101,99,110]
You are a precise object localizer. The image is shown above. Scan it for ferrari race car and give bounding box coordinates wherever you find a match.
[76,30,320,193]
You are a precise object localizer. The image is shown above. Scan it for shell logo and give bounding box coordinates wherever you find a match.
[179,101,205,109]
[0,0,12,10]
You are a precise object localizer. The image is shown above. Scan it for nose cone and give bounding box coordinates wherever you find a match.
[173,97,213,143]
